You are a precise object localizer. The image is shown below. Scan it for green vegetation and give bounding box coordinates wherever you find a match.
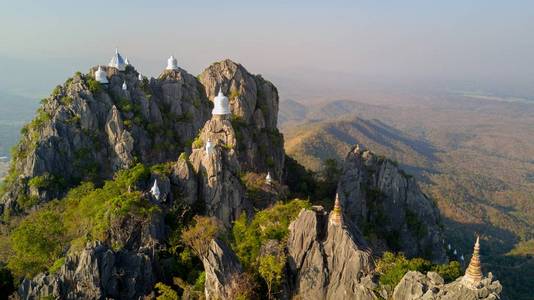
[7,209,65,278]
[154,282,179,300]
[231,199,310,270]
[191,136,203,149]
[259,254,285,300]
[5,164,158,279]
[181,216,222,258]
[86,77,102,94]
[376,252,462,291]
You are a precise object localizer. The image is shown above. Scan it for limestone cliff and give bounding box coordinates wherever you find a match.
[198,60,284,180]
[189,117,250,227]
[201,238,243,300]
[1,65,211,215]
[337,146,446,262]
[287,208,377,299]
[19,210,166,300]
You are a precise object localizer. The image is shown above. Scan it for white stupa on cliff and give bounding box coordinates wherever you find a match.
[150,179,161,200]
[205,139,213,155]
[95,66,108,84]
[212,88,231,116]
[108,48,127,71]
[166,56,179,70]
[266,172,273,185]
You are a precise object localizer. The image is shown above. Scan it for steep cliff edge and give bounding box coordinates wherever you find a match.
[337,146,446,262]
[287,208,377,299]
[1,65,211,216]
[198,60,284,180]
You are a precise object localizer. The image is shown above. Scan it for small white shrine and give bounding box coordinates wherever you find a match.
[265,172,273,185]
[205,139,214,155]
[95,66,108,84]
[150,179,161,200]
[212,88,231,115]
[166,56,179,70]
[138,73,143,81]
[122,81,128,91]
[108,48,127,71]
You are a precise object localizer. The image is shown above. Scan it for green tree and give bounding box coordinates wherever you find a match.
[8,210,66,278]
[154,282,179,300]
[259,254,286,300]
[181,216,222,258]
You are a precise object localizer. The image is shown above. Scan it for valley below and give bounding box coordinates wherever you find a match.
[280,91,534,298]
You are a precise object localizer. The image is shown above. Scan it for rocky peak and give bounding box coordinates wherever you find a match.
[198,60,284,179]
[337,146,446,262]
[189,116,250,227]
[286,208,377,299]
[0,63,211,215]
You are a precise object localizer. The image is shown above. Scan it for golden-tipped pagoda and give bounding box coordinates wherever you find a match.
[330,193,343,225]
[462,236,483,286]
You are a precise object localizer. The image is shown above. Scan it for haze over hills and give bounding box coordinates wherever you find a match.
[281,93,534,298]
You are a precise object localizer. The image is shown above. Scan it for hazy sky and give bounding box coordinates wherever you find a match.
[1,0,533,98]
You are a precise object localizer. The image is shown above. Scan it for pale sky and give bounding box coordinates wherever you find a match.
[1,0,533,98]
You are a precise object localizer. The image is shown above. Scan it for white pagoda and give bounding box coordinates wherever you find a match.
[265,172,273,185]
[95,66,108,84]
[138,73,143,81]
[166,56,179,70]
[108,48,127,71]
[150,179,161,200]
[205,139,214,155]
[122,81,128,91]
[212,88,231,116]
[125,57,130,65]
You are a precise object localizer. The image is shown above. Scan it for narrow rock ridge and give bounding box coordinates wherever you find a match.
[287,208,377,299]
[337,146,446,262]
[190,117,251,227]
[201,238,243,300]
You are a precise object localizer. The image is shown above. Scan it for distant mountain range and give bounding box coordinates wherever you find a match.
[280,96,534,299]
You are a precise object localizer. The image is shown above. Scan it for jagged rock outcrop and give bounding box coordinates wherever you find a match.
[198,60,285,180]
[190,117,250,227]
[287,208,377,299]
[19,208,165,300]
[337,146,446,262]
[392,271,502,300]
[1,65,211,215]
[201,238,243,300]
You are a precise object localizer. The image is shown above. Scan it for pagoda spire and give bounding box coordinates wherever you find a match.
[330,193,343,225]
[462,235,483,286]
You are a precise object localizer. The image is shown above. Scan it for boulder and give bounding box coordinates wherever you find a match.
[392,271,502,300]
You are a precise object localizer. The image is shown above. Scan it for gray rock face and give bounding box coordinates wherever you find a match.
[287,208,377,300]
[19,241,157,300]
[337,147,446,262]
[18,197,166,300]
[190,117,250,227]
[198,60,285,180]
[201,238,243,300]
[392,271,502,300]
[1,65,211,214]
